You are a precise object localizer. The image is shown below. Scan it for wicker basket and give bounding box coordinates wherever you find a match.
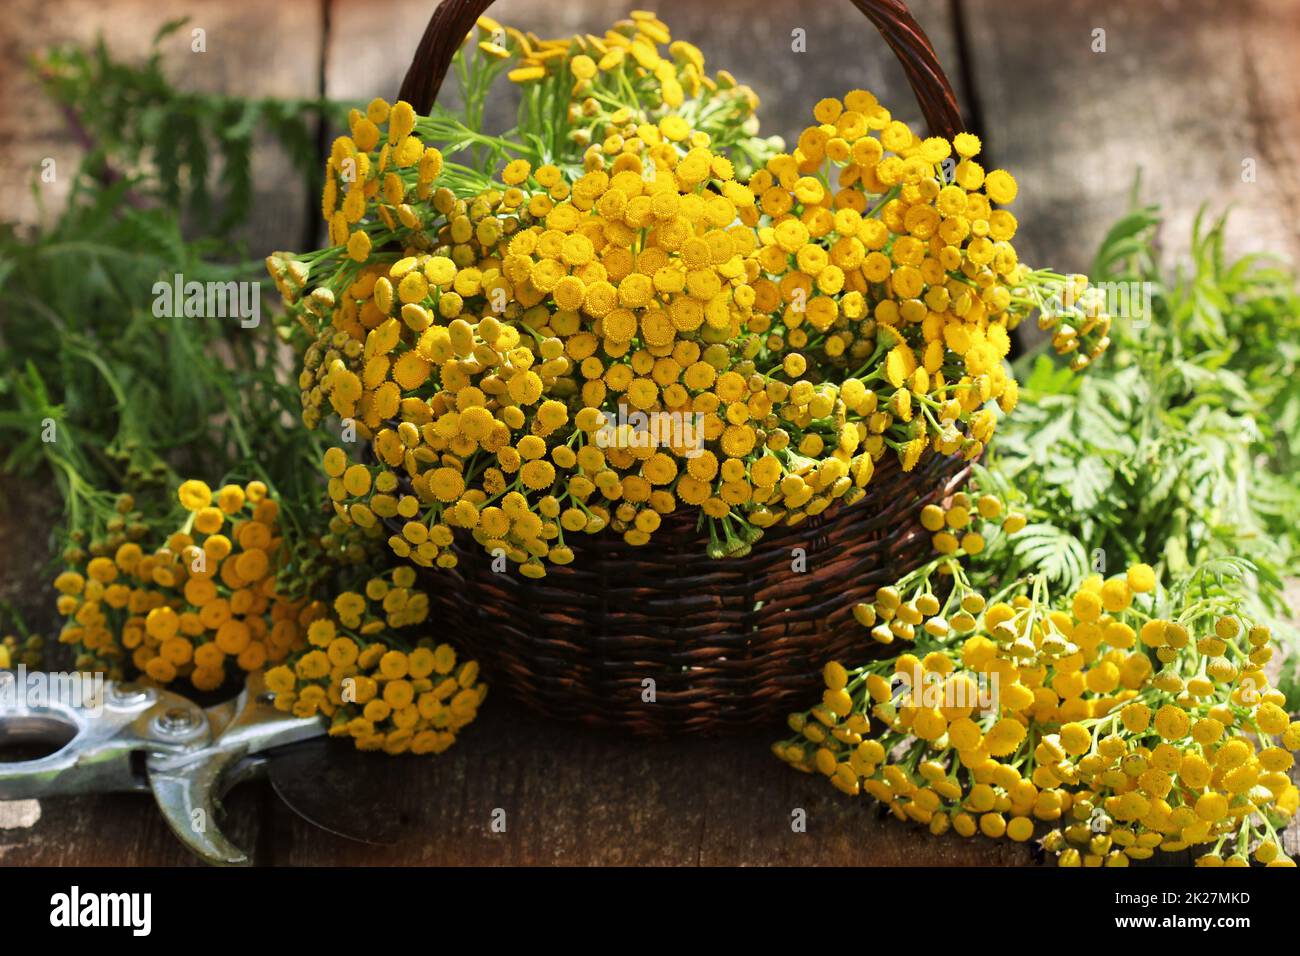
[393,0,971,735]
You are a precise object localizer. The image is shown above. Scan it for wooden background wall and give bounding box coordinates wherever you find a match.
[4,0,1299,268]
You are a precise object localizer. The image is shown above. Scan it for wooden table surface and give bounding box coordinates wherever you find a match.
[1,0,1299,866]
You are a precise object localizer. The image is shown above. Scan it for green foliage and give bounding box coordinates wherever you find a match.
[0,26,347,564]
[1003,522,1090,588]
[33,18,333,233]
[0,180,327,549]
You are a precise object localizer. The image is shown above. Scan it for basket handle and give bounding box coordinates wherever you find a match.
[398,0,964,139]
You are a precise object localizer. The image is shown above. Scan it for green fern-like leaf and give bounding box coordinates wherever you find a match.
[1011,523,1090,589]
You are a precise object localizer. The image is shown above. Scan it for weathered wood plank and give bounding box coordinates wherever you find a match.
[268,699,1035,865]
[0,0,324,255]
[0,786,265,866]
[961,0,1300,275]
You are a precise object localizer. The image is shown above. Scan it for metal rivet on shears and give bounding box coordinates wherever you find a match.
[153,707,201,738]
[107,683,154,708]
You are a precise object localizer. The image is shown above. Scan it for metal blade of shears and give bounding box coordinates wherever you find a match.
[265,736,408,846]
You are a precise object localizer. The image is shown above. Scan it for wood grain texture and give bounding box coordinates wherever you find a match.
[0,787,265,866]
[962,0,1300,275]
[267,699,1037,865]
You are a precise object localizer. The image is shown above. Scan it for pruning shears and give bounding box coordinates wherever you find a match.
[0,670,373,865]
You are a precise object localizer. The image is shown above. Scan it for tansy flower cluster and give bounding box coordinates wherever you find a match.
[775,515,1299,867]
[52,480,308,690]
[264,566,486,755]
[56,491,151,569]
[487,11,768,169]
[271,11,1109,577]
[739,93,1110,474]
[918,490,1027,562]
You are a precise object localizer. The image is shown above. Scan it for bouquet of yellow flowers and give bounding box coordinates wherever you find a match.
[777,493,1300,867]
[50,481,307,688]
[272,11,1109,580]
